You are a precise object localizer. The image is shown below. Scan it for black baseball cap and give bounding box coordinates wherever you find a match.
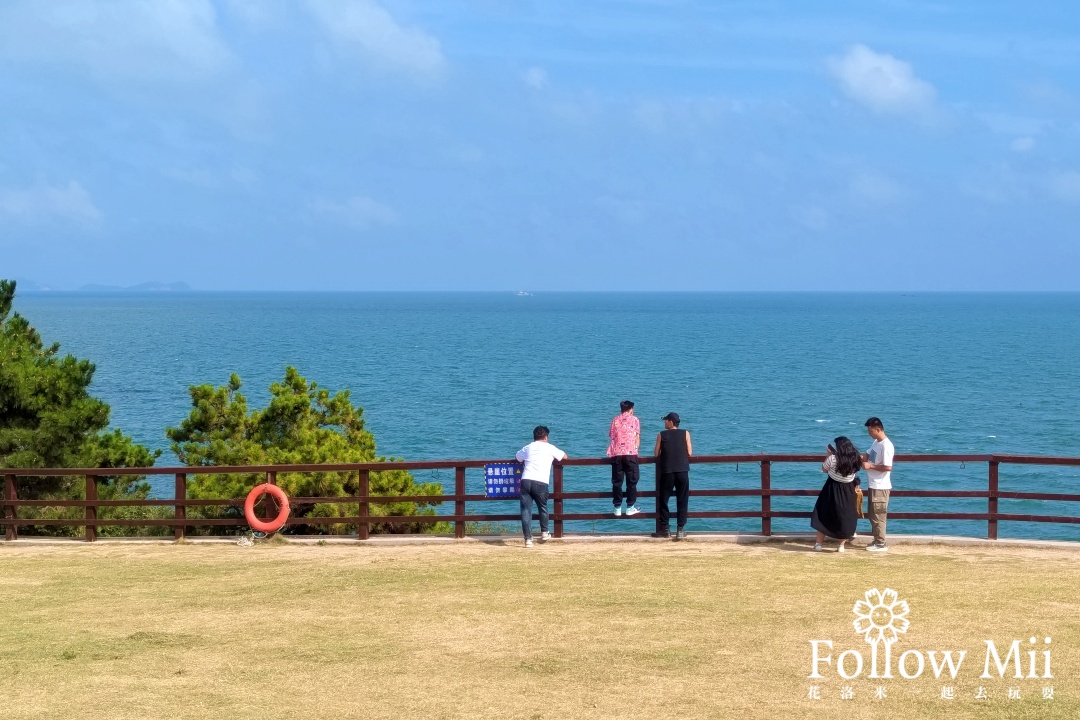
[661,412,680,425]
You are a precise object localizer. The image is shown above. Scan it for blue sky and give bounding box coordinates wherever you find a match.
[2,0,1078,291]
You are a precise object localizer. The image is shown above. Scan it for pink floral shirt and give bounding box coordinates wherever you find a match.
[607,413,640,457]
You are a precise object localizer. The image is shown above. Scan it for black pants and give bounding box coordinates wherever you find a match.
[657,471,689,530]
[611,455,639,507]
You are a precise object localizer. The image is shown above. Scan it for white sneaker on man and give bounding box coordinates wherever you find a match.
[866,543,888,552]
[524,539,534,548]
[539,531,552,542]
[613,506,622,517]
[625,506,640,516]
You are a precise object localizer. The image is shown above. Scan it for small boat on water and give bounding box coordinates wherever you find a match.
[515,291,533,296]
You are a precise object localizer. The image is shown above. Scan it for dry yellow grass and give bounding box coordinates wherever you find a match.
[1,538,1078,719]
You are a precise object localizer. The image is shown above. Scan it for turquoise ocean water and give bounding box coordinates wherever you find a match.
[12,292,1080,540]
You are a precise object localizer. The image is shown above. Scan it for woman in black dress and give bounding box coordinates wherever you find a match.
[811,436,860,552]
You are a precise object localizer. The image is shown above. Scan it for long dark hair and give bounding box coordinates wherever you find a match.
[833,436,861,477]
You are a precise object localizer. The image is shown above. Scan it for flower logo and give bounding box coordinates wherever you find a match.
[853,588,911,646]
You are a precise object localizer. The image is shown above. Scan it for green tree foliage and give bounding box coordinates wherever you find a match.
[167,367,444,534]
[0,279,162,535]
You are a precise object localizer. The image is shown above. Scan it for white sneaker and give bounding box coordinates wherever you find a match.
[524,539,534,548]
[613,506,622,517]
[625,506,640,516]
[813,543,823,552]
[866,543,888,552]
[539,531,552,542]
[837,545,846,553]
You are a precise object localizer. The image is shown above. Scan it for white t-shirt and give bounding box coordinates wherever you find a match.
[866,437,895,490]
[516,441,567,484]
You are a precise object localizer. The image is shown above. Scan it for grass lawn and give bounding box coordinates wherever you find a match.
[1,538,1078,719]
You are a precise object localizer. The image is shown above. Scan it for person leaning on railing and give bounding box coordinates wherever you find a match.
[515,425,568,549]
[652,412,692,541]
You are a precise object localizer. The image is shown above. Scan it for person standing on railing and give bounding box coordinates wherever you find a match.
[516,425,568,548]
[652,412,692,540]
[607,400,641,517]
[861,417,895,552]
[811,437,861,552]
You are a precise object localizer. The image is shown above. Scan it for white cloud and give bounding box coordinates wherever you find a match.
[1011,136,1036,153]
[306,0,445,79]
[165,166,220,189]
[634,100,668,133]
[0,180,101,224]
[0,0,231,83]
[633,97,734,134]
[594,195,644,224]
[308,195,398,229]
[1049,171,1080,204]
[1023,81,1080,114]
[444,145,485,165]
[958,165,1027,204]
[524,66,548,90]
[961,168,1080,205]
[828,44,936,117]
[792,204,829,231]
[224,0,286,30]
[542,94,602,126]
[981,112,1047,137]
[850,171,905,203]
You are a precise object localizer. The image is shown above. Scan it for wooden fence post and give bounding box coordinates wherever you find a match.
[761,460,772,536]
[357,469,370,540]
[259,471,278,531]
[85,475,97,542]
[454,466,466,539]
[553,463,564,538]
[988,460,999,540]
[4,474,16,541]
[174,473,187,540]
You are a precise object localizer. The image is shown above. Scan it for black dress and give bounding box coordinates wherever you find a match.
[810,471,858,540]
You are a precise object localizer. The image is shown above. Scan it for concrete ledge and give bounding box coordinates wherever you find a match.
[3,532,1078,551]
[348,532,1080,551]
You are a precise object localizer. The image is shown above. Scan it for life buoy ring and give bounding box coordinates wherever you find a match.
[244,483,290,533]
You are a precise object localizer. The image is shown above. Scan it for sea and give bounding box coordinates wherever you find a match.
[11,291,1080,540]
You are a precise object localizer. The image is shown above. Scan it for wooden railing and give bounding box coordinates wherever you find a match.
[3,454,1080,541]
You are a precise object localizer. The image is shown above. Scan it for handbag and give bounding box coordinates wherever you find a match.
[854,484,865,518]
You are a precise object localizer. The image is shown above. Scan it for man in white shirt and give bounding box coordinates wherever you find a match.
[861,416,895,552]
[515,425,568,548]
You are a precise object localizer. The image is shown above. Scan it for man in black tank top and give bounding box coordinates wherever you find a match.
[653,412,693,540]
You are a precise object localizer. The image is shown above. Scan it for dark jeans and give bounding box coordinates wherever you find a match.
[611,455,640,507]
[519,479,550,540]
[657,471,689,531]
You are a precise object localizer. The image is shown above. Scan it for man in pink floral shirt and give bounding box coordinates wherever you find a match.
[607,400,641,516]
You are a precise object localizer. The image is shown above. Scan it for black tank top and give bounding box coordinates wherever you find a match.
[658,429,689,474]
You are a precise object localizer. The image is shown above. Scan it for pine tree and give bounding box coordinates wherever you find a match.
[0,279,160,535]
[167,367,444,534]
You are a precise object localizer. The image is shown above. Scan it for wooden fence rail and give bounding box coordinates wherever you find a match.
[2,454,1079,542]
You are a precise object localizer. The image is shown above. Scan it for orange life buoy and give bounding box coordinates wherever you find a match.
[244,483,291,533]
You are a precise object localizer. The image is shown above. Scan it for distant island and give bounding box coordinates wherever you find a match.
[78,281,193,292]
